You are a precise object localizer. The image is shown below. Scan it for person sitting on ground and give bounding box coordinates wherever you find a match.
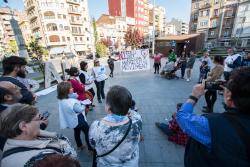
[89,85,142,167]
[176,67,250,167]
[0,104,76,167]
[57,81,92,151]
[33,154,81,167]
[155,103,188,146]
[66,67,86,101]
[0,56,36,104]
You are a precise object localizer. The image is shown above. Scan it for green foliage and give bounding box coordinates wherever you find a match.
[92,18,98,44]
[7,40,18,54]
[96,42,107,57]
[124,29,143,49]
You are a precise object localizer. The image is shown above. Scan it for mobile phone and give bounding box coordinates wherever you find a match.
[41,111,50,119]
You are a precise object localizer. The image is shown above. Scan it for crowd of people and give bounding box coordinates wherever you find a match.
[0,46,250,167]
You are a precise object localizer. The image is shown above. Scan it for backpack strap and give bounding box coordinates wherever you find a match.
[2,146,62,159]
[224,114,250,161]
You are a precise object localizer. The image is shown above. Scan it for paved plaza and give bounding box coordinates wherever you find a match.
[36,59,224,167]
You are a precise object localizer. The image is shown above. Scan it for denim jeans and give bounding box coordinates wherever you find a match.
[95,80,105,100]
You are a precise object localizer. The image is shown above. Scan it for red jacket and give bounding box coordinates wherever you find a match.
[69,78,86,101]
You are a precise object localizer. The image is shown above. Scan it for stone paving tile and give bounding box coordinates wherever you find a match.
[36,59,224,167]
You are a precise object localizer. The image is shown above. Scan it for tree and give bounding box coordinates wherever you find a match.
[124,29,143,49]
[92,18,98,45]
[7,40,18,54]
[101,38,112,47]
[27,37,48,79]
[96,42,107,57]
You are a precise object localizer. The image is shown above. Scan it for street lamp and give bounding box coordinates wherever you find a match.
[152,0,156,56]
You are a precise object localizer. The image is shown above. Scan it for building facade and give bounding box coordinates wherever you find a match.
[165,18,188,35]
[189,0,239,47]
[148,4,166,37]
[24,0,93,56]
[108,0,149,34]
[232,0,250,48]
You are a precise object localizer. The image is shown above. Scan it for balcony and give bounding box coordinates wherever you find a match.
[199,3,211,10]
[70,20,83,25]
[66,0,80,5]
[68,9,82,15]
[26,3,35,11]
[224,14,234,18]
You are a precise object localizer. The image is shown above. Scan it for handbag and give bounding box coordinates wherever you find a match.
[92,118,132,167]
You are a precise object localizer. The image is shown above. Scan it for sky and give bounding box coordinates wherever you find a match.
[0,0,191,23]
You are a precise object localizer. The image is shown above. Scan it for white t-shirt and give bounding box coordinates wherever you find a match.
[92,66,108,82]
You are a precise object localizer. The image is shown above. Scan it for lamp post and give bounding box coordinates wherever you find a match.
[152,0,156,56]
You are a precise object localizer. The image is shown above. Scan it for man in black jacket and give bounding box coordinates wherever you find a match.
[0,56,35,104]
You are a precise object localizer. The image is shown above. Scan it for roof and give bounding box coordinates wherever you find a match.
[156,34,200,41]
[96,14,116,26]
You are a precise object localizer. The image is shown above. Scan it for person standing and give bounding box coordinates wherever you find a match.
[198,51,212,81]
[79,61,95,100]
[65,67,86,101]
[92,59,107,103]
[179,51,187,79]
[203,55,224,113]
[0,56,35,105]
[224,48,242,81]
[89,86,142,167]
[107,56,116,78]
[153,52,163,74]
[186,51,196,82]
[168,49,177,63]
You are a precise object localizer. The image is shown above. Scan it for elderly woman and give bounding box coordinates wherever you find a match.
[0,104,76,167]
[89,85,142,167]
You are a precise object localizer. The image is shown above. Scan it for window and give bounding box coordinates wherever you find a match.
[59,24,63,30]
[46,23,58,31]
[62,36,66,42]
[87,37,89,41]
[195,3,199,9]
[214,0,219,4]
[214,9,219,16]
[71,16,75,22]
[49,35,60,42]
[64,26,69,30]
[200,20,208,27]
[210,31,214,36]
[63,15,66,19]
[80,37,83,41]
[72,27,78,33]
[67,37,70,41]
[58,14,62,19]
[44,11,55,19]
[75,37,78,41]
[211,20,217,27]
[78,27,82,34]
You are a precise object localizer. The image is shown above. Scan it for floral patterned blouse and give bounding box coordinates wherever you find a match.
[89,110,142,167]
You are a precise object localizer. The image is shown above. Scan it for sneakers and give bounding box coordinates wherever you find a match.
[186,78,190,82]
[77,145,86,151]
[98,99,102,103]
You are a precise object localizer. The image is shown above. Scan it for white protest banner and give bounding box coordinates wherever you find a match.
[120,49,150,72]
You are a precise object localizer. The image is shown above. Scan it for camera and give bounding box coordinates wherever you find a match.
[205,80,226,91]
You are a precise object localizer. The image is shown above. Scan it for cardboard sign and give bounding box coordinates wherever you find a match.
[44,62,62,88]
[120,49,150,72]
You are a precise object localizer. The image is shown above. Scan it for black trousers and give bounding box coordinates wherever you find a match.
[109,65,114,77]
[154,63,160,74]
[181,64,186,78]
[205,90,217,112]
[95,80,105,100]
[73,114,91,150]
[224,71,231,81]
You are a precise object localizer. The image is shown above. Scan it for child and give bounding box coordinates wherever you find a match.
[57,81,92,151]
[198,60,209,83]
[155,103,188,146]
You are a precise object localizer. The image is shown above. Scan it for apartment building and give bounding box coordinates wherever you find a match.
[96,14,135,50]
[0,8,21,50]
[232,0,250,48]
[165,19,188,35]
[108,0,149,34]
[148,4,166,37]
[24,0,93,56]
[19,13,32,44]
[189,0,239,47]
